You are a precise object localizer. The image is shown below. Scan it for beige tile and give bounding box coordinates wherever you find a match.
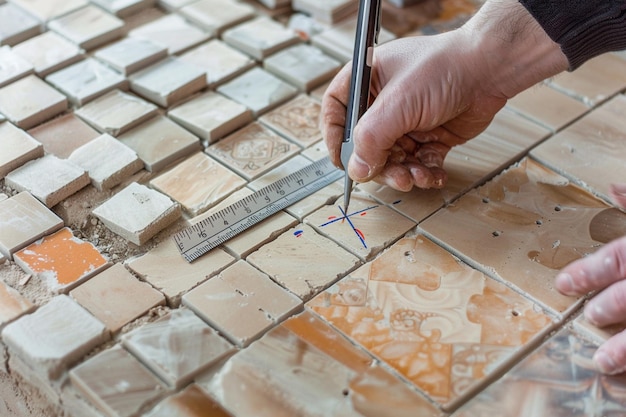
[10,0,87,21]
[92,182,181,246]
[150,152,246,216]
[247,223,360,300]
[156,0,195,10]
[286,180,344,221]
[247,154,311,191]
[206,122,298,180]
[222,16,300,60]
[129,57,207,107]
[259,94,322,147]
[187,186,253,225]
[91,0,155,17]
[94,37,168,75]
[183,260,303,347]
[74,89,158,136]
[179,0,255,36]
[0,45,33,88]
[0,279,34,330]
[168,91,252,143]
[0,122,43,178]
[70,263,165,333]
[0,74,68,129]
[300,139,329,161]
[126,237,235,307]
[47,5,124,50]
[117,115,202,173]
[27,113,99,159]
[357,182,445,223]
[143,384,234,417]
[128,13,210,55]
[309,80,330,102]
[12,31,83,77]
[0,191,63,260]
[6,154,90,208]
[0,3,41,46]
[122,5,166,30]
[292,0,357,23]
[178,39,255,88]
[228,211,298,258]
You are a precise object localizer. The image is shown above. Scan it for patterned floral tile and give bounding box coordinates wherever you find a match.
[128,13,210,55]
[12,31,84,77]
[0,122,43,178]
[259,94,323,148]
[309,234,554,408]
[221,15,300,60]
[47,5,125,51]
[28,113,99,159]
[143,384,234,417]
[178,0,255,36]
[94,37,168,76]
[0,2,41,46]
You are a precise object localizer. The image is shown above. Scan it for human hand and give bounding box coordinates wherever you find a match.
[555,184,626,374]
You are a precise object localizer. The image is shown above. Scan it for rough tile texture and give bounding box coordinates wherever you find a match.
[259,94,323,148]
[178,0,255,36]
[27,113,99,159]
[144,384,234,417]
[94,37,168,75]
[0,279,34,330]
[47,5,125,50]
[128,13,210,55]
[11,31,83,77]
[222,16,300,60]
[0,122,43,178]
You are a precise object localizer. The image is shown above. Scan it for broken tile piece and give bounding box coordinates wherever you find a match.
[222,16,300,60]
[150,152,246,216]
[168,91,252,143]
[10,0,87,22]
[0,191,63,259]
[259,94,323,147]
[247,224,360,300]
[13,227,110,293]
[217,67,298,116]
[2,294,108,380]
[126,237,235,307]
[0,3,41,46]
[0,74,68,129]
[68,134,143,190]
[92,182,181,246]
[94,37,168,75]
[179,0,255,36]
[205,122,298,180]
[144,384,234,417]
[183,260,303,347]
[74,89,158,137]
[69,346,168,417]
[27,113,100,159]
[117,115,202,173]
[0,279,34,329]
[0,45,34,88]
[5,154,90,208]
[47,5,125,51]
[11,31,84,77]
[128,13,210,55]
[0,122,43,178]
[129,57,207,107]
[46,58,128,106]
[122,309,235,389]
[70,263,165,333]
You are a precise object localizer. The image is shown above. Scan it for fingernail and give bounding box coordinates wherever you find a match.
[584,302,605,326]
[555,272,576,295]
[594,350,621,375]
[350,153,370,181]
[611,183,626,197]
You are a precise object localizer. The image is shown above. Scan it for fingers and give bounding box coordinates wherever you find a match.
[585,280,626,328]
[593,330,626,375]
[320,63,352,168]
[610,183,626,208]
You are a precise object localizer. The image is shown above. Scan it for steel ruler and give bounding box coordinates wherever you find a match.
[173,156,343,262]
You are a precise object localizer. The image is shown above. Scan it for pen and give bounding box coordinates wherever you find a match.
[341,0,382,215]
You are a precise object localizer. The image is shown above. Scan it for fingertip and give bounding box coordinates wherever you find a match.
[594,349,620,374]
[555,272,578,296]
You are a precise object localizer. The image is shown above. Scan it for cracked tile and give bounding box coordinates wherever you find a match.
[0,122,43,178]
[222,16,300,60]
[128,13,210,55]
[94,37,168,75]
[47,5,125,51]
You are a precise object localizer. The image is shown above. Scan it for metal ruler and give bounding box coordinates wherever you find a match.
[173,156,343,263]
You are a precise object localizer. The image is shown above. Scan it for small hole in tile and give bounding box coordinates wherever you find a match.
[536,219,543,225]
[342,389,349,396]
[482,197,489,203]
[511,310,520,317]
[492,231,501,237]
[554,206,562,212]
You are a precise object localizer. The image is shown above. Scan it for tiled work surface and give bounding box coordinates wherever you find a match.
[1,0,626,416]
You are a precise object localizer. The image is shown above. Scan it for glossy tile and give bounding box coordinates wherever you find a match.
[122,309,235,389]
[10,0,87,22]
[150,152,246,216]
[420,158,626,316]
[5,154,90,208]
[206,122,298,180]
[168,91,252,143]
[247,223,360,300]
[1,294,108,380]
[69,346,168,417]
[47,5,125,51]
[179,0,255,36]
[0,2,41,46]
[0,46,33,88]
[0,122,43,178]
[125,237,235,307]
[0,279,34,330]
[128,13,210,55]
[92,182,181,246]
[0,74,68,129]
[94,37,168,75]
[259,94,323,147]
[117,115,202,173]
[91,0,155,17]
[0,191,63,260]
[222,16,300,60]
[183,260,303,347]
[309,234,554,408]
[143,384,234,417]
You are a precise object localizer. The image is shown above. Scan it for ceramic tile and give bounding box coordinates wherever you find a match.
[309,79,330,102]
[128,13,210,55]
[420,157,626,316]
[156,0,195,10]
[530,94,626,203]
[117,115,202,173]
[150,152,246,216]
[0,191,63,260]
[143,384,234,417]
[27,113,99,159]
[168,91,252,143]
[300,139,329,161]
[0,45,34,88]
[247,154,311,191]
[122,309,235,389]
[125,236,235,307]
[482,106,551,145]
[205,122,298,180]
[178,0,255,36]
[222,16,300,60]
[69,346,168,417]
[547,54,626,106]
[92,182,181,246]
[309,234,554,408]
[285,179,344,221]
[507,83,589,131]
[259,94,322,147]
[247,223,360,300]
[47,5,124,51]
[217,67,298,116]
[122,5,166,30]
[5,154,90,208]
[91,0,155,17]
[178,39,255,88]
[292,0,358,23]
[70,263,165,333]
[0,279,34,330]
[74,89,158,136]
[10,0,87,21]
[1,294,108,380]
[13,227,110,293]
[452,328,626,417]
[264,43,340,92]
[12,31,84,77]
[94,37,168,75]
[0,74,68,129]
[46,58,128,106]
[129,57,207,107]
[188,187,254,225]
[0,3,41,46]
[0,122,43,178]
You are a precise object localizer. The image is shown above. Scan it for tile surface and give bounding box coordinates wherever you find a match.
[27,113,99,159]
[0,279,34,330]
[10,0,87,21]
[143,384,234,417]
[222,16,300,60]
[0,122,43,178]
[128,13,210,55]
[259,94,323,148]
[179,0,255,35]
[0,46,33,88]
[0,2,41,46]
[94,37,168,75]
[47,5,125,50]
[11,31,84,77]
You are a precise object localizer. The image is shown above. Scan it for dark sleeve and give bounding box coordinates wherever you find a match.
[519,0,626,70]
